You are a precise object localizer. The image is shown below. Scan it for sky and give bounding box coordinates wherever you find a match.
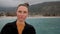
[0,0,60,7]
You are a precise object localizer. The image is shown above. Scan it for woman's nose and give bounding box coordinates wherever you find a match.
[20,12,24,15]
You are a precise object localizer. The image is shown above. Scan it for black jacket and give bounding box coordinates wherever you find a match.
[1,21,36,34]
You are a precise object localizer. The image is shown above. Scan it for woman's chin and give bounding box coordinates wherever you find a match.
[19,19,24,22]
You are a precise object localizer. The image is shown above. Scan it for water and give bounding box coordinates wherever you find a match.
[0,17,60,34]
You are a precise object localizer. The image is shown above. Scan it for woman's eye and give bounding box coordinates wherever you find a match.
[18,11,22,13]
[24,11,27,13]
[18,11,27,14]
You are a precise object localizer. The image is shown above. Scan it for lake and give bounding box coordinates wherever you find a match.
[0,17,60,34]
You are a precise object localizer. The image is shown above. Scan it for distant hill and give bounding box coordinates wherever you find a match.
[0,7,16,16]
[29,1,60,16]
[0,1,60,16]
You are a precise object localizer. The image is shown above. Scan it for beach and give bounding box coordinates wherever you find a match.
[0,16,60,19]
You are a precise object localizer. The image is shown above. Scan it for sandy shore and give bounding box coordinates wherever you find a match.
[0,16,60,19]
[0,16,60,20]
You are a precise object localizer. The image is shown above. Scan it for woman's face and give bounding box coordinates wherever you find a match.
[16,6,28,22]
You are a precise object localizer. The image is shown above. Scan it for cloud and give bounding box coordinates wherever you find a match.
[28,0,60,5]
[0,0,60,7]
[0,0,24,7]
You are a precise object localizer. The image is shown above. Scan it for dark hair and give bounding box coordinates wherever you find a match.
[17,3,29,10]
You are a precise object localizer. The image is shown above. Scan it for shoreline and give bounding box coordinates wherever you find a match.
[0,16,60,18]
[0,16,60,20]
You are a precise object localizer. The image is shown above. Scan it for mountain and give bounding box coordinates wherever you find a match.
[0,7,16,16]
[0,1,60,16]
[29,1,60,16]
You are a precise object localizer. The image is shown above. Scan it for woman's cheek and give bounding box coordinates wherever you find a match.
[22,14,27,19]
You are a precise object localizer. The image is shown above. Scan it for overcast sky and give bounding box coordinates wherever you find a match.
[0,0,60,7]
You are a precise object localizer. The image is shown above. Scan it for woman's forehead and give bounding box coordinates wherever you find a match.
[17,6,28,11]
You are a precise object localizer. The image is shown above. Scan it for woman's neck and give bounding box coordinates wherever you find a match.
[16,20,25,34]
[16,20,25,25]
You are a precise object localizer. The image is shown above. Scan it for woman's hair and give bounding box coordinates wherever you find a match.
[17,3,29,9]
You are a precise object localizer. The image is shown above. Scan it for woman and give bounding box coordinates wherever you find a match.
[1,3,36,34]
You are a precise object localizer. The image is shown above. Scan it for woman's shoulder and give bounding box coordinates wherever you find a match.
[25,22,35,29]
[2,21,16,28]
[1,21,17,34]
[25,22,36,34]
